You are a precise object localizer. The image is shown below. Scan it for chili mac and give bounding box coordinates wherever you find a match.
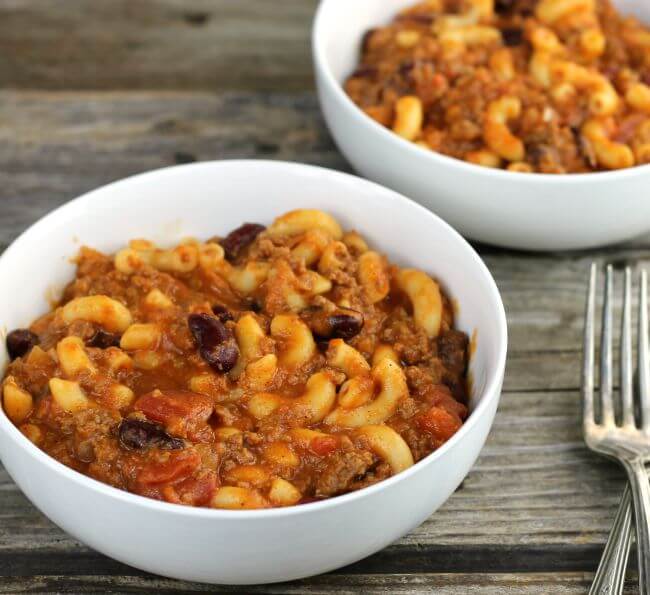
[2,210,469,509]
[345,0,650,173]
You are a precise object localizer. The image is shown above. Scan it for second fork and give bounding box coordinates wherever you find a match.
[583,265,650,595]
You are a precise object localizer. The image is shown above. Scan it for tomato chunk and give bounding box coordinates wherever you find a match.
[162,471,218,506]
[310,435,339,456]
[416,406,462,445]
[421,383,468,420]
[134,389,214,442]
[136,449,201,488]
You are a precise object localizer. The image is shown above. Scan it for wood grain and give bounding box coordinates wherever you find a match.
[0,573,641,594]
[0,1,318,91]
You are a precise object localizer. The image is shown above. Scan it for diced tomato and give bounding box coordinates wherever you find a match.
[136,450,201,488]
[310,435,339,457]
[437,395,468,421]
[613,114,647,144]
[416,406,462,444]
[421,383,468,420]
[161,471,218,506]
[134,390,214,442]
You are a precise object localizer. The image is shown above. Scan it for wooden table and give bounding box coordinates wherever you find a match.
[0,2,644,593]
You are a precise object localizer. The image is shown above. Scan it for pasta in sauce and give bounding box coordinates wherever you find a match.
[2,210,469,509]
[345,0,650,173]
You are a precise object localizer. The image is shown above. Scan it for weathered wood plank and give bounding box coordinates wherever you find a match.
[0,573,642,594]
[0,545,620,576]
[0,1,319,92]
[0,90,347,242]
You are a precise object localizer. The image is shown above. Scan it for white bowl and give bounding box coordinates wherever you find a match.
[312,0,650,251]
[0,161,506,584]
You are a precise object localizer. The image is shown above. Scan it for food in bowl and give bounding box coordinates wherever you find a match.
[2,208,469,510]
[344,0,650,173]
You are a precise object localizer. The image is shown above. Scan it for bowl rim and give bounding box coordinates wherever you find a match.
[0,159,507,519]
[312,0,650,182]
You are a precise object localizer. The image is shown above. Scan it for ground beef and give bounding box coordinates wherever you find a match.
[437,330,468,378]
[315,449,375,497]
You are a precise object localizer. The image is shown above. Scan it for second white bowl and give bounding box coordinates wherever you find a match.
[312,0,650,251]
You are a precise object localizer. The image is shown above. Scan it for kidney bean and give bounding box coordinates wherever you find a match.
[396,14,434,25]
[86,328,120,349]
[502,27,524,47]
[219,223,265,262]
[6,329,39,360]
[188,313,229,346]
[211,304,234,323]
[304,307,364,340]
[118,418,185,451]
[351,65,378,79]
[328,313,365,339]
[494,0,515,13]
[200,342,239,373]
[188,313,239,373]
[398,60,415,77]
[361,28,377,53]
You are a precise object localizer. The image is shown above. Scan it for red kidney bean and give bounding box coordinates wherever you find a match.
[396,14,434,25]
[495,0,515,13]
[86,329,120,349]
[351,65,378,79]
[304,307,364,340]
[328,313,365,339]
[398,60,415,77]
[361,28,377,53]
[199,342,239,373]
[188,313,229,345]
[502,27,524,46]
[219,223,265,261]
[211,304,234,323]
[188,313,239,373]
[118,418,185,451]
[6,329,39,360]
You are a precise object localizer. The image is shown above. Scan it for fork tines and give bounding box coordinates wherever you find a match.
[583,263,650,431]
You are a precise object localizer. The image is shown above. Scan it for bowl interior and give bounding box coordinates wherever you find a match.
[0,161,505,430]
[318,0,650,86]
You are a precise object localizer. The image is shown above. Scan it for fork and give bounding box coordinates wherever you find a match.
[583,264,650,595]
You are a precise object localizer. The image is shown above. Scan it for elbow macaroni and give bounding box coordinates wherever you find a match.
[2,209,469,509]
[396,269,443,338]
[61,295,132,333]
[325,358,409,427]
[345,0,650,172]
[483,97,525,163]
[582,119,635,170]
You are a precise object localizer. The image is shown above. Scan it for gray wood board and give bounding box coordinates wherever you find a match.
[0,1,319,91]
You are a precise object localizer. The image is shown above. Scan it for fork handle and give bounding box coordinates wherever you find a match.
[624,460,650,595]
[589,485,632,595]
